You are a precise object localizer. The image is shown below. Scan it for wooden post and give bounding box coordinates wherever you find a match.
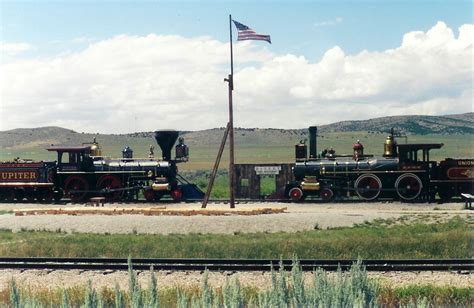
[201,123,230,208]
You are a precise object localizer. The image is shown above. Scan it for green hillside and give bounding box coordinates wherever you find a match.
[1,113,473,170]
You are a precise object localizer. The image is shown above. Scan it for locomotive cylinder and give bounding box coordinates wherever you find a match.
[309,126,317,159]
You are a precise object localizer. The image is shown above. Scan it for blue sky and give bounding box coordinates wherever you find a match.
[0,1,473,132]
[2,0,471,60]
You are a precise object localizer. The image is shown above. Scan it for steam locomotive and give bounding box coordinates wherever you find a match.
[0,130,203,203]
[286,127,474,202]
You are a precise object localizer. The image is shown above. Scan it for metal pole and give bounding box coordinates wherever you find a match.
[228,14,235,208]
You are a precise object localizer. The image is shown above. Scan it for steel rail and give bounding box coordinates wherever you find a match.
[0,258,471,272]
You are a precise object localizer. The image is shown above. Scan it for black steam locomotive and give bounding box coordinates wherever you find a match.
[286,127,474,202]
[0,130,203,203]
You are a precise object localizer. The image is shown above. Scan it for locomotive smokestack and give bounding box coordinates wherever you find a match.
[309,126,317,159]
[154,130,179,160]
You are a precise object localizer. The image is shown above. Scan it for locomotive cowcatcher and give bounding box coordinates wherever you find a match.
[286,126,474,202]
[0,130,203,203]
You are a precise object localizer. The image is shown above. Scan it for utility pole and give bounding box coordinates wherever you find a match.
[227,14,235,208]
[201,14,236,208]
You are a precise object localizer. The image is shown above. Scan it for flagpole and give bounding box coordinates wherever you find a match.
[228,14,235,208]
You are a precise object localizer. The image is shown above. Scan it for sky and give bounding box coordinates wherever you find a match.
[0,0,473,133]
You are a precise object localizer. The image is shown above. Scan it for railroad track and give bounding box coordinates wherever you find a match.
[0,258,472,272]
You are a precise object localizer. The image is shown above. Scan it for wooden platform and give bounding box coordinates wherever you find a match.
[13,207,287,216]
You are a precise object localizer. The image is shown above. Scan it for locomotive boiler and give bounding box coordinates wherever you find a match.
[286,126,474,202]
[0,130,202,203]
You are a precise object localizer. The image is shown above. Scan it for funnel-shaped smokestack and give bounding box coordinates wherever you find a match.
[154,130,179,160]
[309,126,317,159]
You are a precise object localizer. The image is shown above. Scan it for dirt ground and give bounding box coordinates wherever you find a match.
[0,201,470,234]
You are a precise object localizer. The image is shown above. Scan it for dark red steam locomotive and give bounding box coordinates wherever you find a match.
[0,130,203,203]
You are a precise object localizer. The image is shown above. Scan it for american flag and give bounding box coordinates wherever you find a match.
[232,20,271,44]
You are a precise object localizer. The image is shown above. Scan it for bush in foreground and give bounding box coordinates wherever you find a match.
[4,259,472,307]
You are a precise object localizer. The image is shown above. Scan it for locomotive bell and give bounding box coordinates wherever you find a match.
[383,128,398,158]
[90,138,102,157]
[383,135,397,157]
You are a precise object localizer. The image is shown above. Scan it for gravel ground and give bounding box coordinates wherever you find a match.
[0,201,471,291]
[0,202,470,234]
[0,269,472,291]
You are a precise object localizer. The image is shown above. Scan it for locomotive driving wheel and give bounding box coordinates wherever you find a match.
[170,188,183,202]
[143,189,155,202]
[288,187,304,202]
[395,173,423,201]
[0,189,11,202]
[14,189,25,201]
[355,174,382,201]
[38,189,54,203]
[64,176,89,203]
[1,189,15,202]
[97,175,123,201]
[320,187,334,202]
[25,188,36,203]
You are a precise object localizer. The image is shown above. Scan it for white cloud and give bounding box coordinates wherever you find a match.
[0,42,33,56]
[71,37,97,44]
[314,17,343,27]
[0,21,472,133]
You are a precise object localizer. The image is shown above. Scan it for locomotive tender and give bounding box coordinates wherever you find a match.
[0,130,202,203]
[286,126,474,202]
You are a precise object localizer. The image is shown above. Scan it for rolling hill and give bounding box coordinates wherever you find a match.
[1,113,472,150]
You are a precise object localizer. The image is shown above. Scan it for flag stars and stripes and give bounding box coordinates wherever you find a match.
[232,20,271,44]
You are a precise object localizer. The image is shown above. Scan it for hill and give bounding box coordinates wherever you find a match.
[319,113,474,135]
[1,113,473,150]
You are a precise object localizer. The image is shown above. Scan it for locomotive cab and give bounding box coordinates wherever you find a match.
[397,143,443,168]
[47,146,94,172]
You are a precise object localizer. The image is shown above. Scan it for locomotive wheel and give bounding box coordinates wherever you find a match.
[288,187,304,202]
[38,189,54,203]
[171,189,183,202]
[0,189,9,202]
[25,189,36,203]
[3,189,15,202]
[395,173,423,201]
[355,174,382,201]
[97,175,123,201]
[320,187,334,202]
[143,189,155,202]
[53,189,64,202]
[64,176,89,203]
[14,189,25,201]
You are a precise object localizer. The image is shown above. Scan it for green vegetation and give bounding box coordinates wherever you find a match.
[379,285,473,307]
[1,127,473,169]
[0,217,471,259]
[3,260,472,307]
[183,170,275,198]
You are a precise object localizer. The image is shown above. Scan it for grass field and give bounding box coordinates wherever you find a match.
[0,217,471,259]
[1,132,473,170]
